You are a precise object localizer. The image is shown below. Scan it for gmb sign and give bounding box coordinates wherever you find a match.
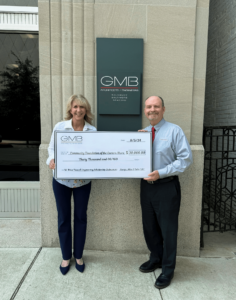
[98,71,141,115]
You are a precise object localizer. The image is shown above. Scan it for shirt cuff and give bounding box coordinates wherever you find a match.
[46,155,54,165]
[158,168,167,179]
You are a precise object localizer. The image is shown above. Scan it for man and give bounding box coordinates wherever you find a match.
[139,96,192,289]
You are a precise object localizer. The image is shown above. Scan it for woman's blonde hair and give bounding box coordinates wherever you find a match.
[65,94,94,125]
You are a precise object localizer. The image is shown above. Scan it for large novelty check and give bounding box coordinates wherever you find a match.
[54,131,152,179]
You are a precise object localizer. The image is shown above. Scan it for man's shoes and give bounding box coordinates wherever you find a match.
[139,260,162,273]
[154,273,174,289]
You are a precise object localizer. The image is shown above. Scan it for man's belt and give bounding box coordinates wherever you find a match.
[146,176,178,184]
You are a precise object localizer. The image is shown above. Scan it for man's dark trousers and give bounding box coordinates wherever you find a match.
[140,176,181,277]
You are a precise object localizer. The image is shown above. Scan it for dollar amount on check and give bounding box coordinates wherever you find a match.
[54,131,152,179]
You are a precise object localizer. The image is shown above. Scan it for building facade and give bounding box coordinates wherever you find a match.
[39,0,209,257]
[0,0,210,256]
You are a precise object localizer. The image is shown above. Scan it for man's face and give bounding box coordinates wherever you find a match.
[144,96,165,124]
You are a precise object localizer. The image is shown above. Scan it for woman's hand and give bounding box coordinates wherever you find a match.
[138,130,148,132]
[49,159,55,170]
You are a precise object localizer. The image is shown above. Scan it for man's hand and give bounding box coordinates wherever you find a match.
[138,130,148,132]
[49,159,55,170]
[144,170,160,181]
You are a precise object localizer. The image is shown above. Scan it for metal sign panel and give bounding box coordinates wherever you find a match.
[97,38,143,131]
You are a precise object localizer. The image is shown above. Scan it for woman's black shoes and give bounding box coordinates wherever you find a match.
[59,258,85,274]
[75,259,85,273]
[59,261,70,275]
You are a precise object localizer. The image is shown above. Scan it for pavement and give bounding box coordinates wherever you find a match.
[1,220,236,300]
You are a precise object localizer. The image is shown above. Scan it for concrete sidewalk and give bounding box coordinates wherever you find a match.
[1,247,236,300]
[1,220,236,300]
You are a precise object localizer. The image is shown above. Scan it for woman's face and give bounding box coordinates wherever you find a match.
[70,100,86,122]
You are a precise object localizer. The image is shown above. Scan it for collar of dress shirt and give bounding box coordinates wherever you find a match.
[63,119,92,131]
[149,118,166,130]
[63,119,73,129]
[83,120,93,131]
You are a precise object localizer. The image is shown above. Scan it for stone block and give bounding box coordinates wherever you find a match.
[62,43,73,76]
[48,0,61,3]
[84,4,95,76]
[197,0,209,8]
[190,78,206,145]
[51,42,62,75]
[73,3,84,77]
[194,7,210,79]
[39,75,52,144]
[38,2,50,45]
[95,4,147,42]
[38,2,51,76]
[51,75,63,125]
[95,0,197,6]
[85,178,145,253]
[73,75,84,95]
[142,77,193,140]
[177,145,204,257]
[62,75,73,116]
[95,0,139,3]
[73,0,94,3]
[84,76,96,118]
[50,2,62,77]
[40,145,204,257]
[164,103,192,141]
[39,145,59,247]
[61,2,73,77]
[38,43,51,77]
[50,1,61,43]
[145,5,196,78]
[61,1,73,34]
[144,0,196,5]
[73,43,84,76]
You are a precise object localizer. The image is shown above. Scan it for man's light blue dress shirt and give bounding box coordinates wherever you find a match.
[144,118,193,178]
[46,119,97,188]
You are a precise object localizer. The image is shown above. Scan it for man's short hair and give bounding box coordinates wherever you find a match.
[145,96,164,107]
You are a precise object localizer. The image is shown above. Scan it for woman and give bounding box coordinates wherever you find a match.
[46,94,96,275]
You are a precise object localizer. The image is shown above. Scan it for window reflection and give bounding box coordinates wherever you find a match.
[0,33,40,181]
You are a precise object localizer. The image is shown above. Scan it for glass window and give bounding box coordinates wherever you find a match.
[0,33,40,181]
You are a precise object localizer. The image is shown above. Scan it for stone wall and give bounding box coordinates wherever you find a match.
[40,144,204,257]
[39,0,209,144]
[39,0,209,257]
